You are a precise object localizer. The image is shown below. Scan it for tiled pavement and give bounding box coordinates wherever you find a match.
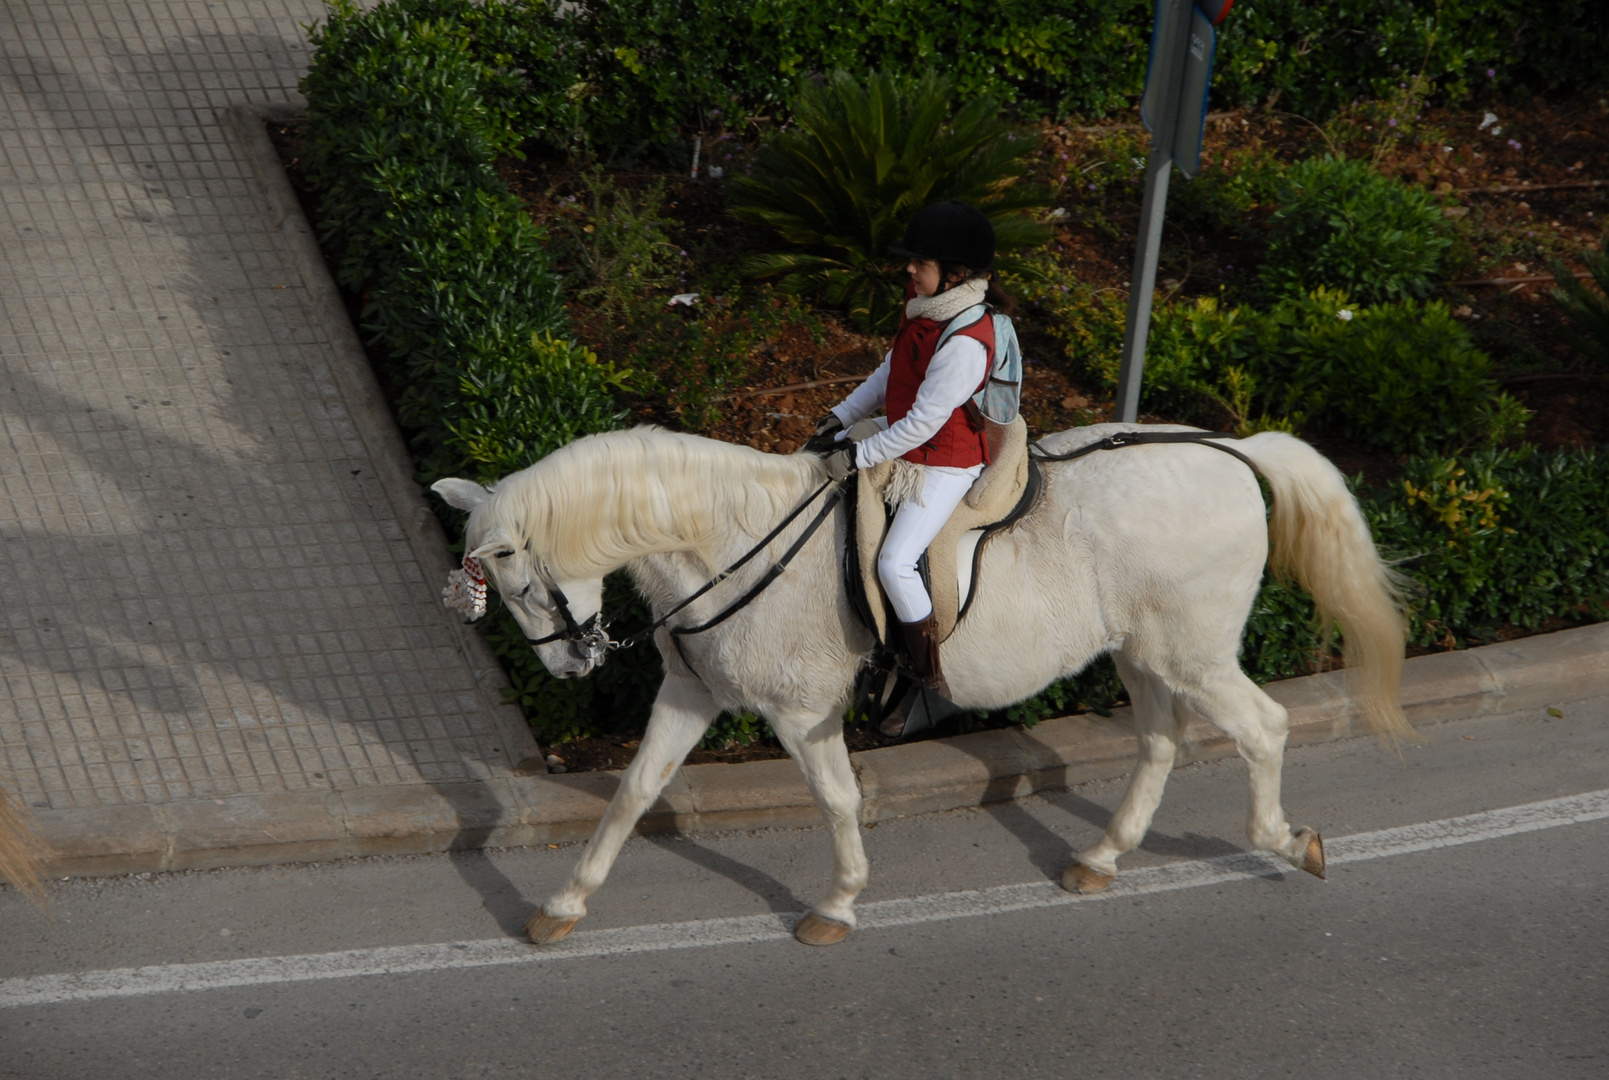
[0,1,536,831]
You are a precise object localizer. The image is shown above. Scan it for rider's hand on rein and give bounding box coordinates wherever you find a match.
[802,414,845,456]
[824,447,857,483]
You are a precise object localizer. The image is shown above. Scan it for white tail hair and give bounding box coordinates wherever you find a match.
[1240,432,1415,744]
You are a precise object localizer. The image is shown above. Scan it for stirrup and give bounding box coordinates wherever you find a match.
[878,681,962,739]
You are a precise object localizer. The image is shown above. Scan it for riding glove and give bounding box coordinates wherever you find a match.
[802,414,845,456]
[824,447,857,482]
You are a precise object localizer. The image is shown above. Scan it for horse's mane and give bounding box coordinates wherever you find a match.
[469,427,827,578]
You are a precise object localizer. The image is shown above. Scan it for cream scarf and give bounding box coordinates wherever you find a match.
[904,276,988,323]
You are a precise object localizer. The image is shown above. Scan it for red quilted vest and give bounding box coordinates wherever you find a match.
[885,290,995,468]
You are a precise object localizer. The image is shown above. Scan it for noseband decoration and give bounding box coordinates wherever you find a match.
[442,554,488,621]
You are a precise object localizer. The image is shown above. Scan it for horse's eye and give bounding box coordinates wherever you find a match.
[495,550,514,559]
[515,583,533,599]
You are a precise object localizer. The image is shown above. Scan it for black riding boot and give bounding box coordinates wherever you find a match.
[879,614,957,738]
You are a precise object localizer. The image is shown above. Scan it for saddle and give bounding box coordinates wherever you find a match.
[849,416,1042,646]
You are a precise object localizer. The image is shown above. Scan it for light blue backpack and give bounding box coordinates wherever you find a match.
[936,304,1023,425]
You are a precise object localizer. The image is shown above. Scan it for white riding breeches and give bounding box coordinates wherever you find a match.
[877,463,984,624]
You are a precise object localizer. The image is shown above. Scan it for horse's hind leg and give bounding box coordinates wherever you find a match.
[1186,665,1326,877]
[1065,655,1187,892]
[768,710,868,946]
[528,672,719,944]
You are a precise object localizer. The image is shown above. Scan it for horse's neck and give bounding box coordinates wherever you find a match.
[616,448,819,604]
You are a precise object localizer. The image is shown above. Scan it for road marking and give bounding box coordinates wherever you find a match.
[4,788,1606,1009]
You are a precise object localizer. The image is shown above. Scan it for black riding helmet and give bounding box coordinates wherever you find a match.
[888,200,995,272]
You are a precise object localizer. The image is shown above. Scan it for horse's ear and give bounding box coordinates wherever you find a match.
[432,477,492,512]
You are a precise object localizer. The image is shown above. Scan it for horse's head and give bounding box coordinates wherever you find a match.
[432,477,608,680]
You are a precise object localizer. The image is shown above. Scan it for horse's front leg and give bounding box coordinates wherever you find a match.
[768,709,868,946]
[527,672,719,944]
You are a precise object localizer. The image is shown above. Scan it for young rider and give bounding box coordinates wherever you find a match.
[812,200,1015,739]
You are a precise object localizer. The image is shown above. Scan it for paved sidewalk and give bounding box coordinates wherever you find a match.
[0,1,535,841]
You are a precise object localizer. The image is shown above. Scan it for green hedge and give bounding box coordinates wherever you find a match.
[311,0,1609,168]
[1070,286,1514,455]
[1213,0,1609,119]
[1242,446,1609,674]
[301,0,654,746]
[300,0,626,485]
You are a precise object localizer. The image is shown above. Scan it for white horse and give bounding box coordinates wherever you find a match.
[433,423,1410,947]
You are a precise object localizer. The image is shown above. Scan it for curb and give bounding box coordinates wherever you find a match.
[37,622,1609,877]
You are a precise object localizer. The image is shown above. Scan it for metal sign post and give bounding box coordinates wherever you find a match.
[1113,0,1232,423]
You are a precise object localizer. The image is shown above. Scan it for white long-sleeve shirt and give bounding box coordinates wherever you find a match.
[829,336,988,469]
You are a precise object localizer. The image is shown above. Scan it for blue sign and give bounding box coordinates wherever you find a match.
[1139,0,1224,179]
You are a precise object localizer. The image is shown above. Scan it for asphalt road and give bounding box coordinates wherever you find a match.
[3,698,1606,1079]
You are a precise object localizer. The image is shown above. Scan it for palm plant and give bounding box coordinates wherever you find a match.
[1548,249,1609,370]
[727,69,1052,331]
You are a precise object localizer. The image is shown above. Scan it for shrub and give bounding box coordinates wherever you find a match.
[1260,157,1451,305]
[557,0,1149,161]
[553,167,690,336]
[1373,448,1609,644]
[301,0,527,290]
[1072,287,1515,453]
[302,0,658,747]
[728,70,1053,331]
[1269,295,1512,454]
[300,0,618,486]
[446,332,631,481]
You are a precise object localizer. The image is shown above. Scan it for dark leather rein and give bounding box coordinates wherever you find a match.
[523,479,844,664]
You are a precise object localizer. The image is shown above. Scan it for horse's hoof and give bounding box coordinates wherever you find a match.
[794,912,852,947]
[1061,861,1115,894]
[525,910,580,945]
[1297,828,1326,880]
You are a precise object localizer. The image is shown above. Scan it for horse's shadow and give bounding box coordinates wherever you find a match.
[951,728,1276,883]
[447,845,535,939]
[442,812,805,941]
[644,834,806,915]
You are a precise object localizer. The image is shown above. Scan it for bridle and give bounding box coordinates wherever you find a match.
[521,561,614,666]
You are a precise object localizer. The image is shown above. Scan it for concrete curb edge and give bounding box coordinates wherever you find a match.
[37,621,1609,878]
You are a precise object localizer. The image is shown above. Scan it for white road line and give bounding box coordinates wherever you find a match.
[4,788,1606,1009]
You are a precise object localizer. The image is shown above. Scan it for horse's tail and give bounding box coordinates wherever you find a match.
[1238,431,1415,744]
[0,780,49,907]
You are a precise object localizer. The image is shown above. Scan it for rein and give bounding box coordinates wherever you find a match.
[1029,429,1261,475]
[523,478,844,661]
